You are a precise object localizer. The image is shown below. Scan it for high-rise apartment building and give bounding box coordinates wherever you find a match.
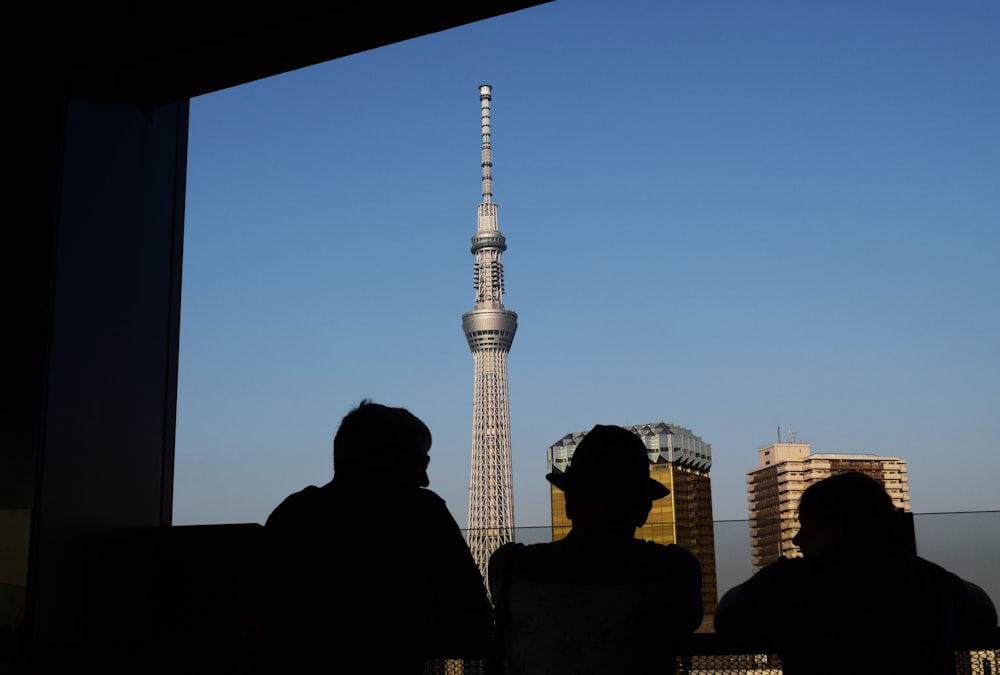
[746,439,910,572]
[547,422,719,617]
[463,85,518,577]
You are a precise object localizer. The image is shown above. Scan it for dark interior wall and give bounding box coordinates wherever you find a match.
[2,53,65,654]
[2,3,552,664]
[29,81,187,648]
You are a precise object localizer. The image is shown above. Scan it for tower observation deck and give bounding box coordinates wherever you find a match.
[463,84,518,576]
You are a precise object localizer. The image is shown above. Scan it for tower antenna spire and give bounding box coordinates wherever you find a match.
[481,84,493,204]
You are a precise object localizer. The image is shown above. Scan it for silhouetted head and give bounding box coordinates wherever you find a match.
[793,471,903,558]
[333,399,432,488]
[547,424,669,528]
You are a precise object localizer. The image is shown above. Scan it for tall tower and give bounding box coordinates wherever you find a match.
[463,84,518,576]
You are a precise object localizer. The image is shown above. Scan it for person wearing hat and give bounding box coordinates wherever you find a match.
[487,424,703,675]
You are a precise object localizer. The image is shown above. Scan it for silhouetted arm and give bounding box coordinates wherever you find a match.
[487,542,520,599]
[714,583,768,641]
[421,491,494,656]
[956,579,999,641]
[665,544,704,635]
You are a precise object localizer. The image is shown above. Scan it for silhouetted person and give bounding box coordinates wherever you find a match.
[488,424,703,675]
[252,399,493,673]
[714,471,998,675]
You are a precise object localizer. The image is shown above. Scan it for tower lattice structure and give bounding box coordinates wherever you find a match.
[463,84,518,577]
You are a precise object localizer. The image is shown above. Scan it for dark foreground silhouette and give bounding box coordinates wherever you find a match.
[251,399,492,673]
[488,424,703,675]
[714,471,998,675]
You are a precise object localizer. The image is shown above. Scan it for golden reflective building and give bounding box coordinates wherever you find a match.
[547,422,719,618]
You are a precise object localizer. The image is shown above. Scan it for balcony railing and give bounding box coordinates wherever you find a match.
[7,512,993,674]
[445,511,999,674]
[481,511,1000,616]
[424,633,1000,675]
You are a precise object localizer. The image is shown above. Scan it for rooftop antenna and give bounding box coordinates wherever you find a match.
[777,420,781,444]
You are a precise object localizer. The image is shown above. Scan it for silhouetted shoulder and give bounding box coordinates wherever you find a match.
[407,485,451,509]
[487,542,526,594]
[261,484,324,528]
[489,542,525,568]
[648,541,701,568]
[388,486,465,534]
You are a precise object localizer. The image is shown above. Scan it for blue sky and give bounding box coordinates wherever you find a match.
[174,0,999,544]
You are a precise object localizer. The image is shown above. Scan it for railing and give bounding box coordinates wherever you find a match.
[425,634,1000,674]
[470,511,1000,616]
[447,511,1000,674]
[10,513,992,674]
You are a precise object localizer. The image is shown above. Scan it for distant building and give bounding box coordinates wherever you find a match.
[746,438,910,572]
[547,422,719,618]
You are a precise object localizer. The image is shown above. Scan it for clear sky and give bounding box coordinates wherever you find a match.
[174,0,999,543]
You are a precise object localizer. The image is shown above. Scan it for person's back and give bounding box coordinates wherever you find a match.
[492,528,701,675]
[714,472,997,675]
[488,425,703,675]
[731,550,980,674]
[253,400,492,673]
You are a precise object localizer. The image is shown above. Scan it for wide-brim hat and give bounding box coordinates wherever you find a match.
[546,424,670,505]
